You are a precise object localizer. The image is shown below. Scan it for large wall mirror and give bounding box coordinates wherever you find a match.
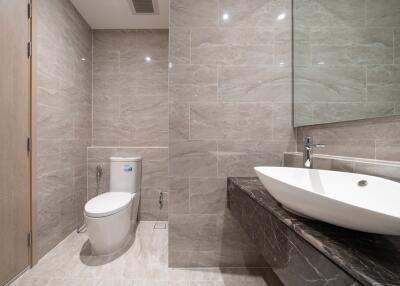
[293,0,400,127]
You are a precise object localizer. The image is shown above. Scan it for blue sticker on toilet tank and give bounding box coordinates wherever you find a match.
[124,165,133,172]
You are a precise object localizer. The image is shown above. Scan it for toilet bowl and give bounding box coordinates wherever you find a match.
[84,157,142,255]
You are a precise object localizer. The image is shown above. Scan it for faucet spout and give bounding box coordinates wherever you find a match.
[303,136,325,169]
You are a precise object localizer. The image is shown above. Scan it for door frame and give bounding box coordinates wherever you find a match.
[30,0,38,266]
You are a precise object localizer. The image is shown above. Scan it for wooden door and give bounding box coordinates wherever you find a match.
[0,0,32,284]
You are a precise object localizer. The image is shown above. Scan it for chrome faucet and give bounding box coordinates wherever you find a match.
[303,136,325,168]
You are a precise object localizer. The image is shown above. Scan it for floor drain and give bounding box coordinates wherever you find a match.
[154,223,167,229]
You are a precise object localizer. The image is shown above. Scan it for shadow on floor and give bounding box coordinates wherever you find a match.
[79,232,136,266]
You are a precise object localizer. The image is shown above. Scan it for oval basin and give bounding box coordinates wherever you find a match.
[254,166,400,235]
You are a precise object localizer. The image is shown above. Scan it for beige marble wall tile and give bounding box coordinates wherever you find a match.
[170,84,218,103]
[395,29,400,64]
[312,44,393,65]
[169,141,218,177]
[169,28,191,64]
[366,0,400,27]
[169,214,221,252]
[37,0,92,258]
[312,102,395,123]
[294,66,366,103]
[169,64,218,85]
[191,45,275,65]
[218,0,291,29]
[367,65,400,102]
[218,141,295,177]
[375,140,400,162]
[170,0,219,28]
[169,177,190,214]
[189,178,227,214]
[219,66,292,102]
[189,103,274,140]
[169,0,295,267]
[92,29,169,147]
[293,42,311,67]
[294,0,365,28]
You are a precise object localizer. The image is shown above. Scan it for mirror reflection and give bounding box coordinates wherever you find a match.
[293,0,400,127]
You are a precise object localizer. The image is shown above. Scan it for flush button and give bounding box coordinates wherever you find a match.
[358,180,368,187]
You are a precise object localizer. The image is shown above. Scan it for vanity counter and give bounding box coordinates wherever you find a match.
[228,177,400,286]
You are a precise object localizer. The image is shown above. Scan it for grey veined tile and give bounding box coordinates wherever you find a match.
[294,0,365,28]
[169,177,190,214]
[312,44,393,65]
[170,0,219,28]
[366,0,400,27]
[312,102,395,124]
[189,102,274,140]
[367,65,400,102]
[169,28,191,64]
[189,178,227,214]
[395,29,400,64]
[218,0,291,29]
[219,66,291,102]
[294,66,366,103]
[217,140,294,177]
[191,45,274,65]
[170,64,218,85]
[169,140,218,177]
[190,28,274,47]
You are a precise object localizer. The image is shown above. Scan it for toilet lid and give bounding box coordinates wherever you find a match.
[85,192,133,218]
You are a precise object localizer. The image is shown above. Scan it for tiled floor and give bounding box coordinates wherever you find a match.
[11,222,271,286]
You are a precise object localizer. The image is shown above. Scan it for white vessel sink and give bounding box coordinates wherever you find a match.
[254,166,400,235]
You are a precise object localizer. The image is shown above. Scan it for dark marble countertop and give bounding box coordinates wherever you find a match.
[228,177,400,286]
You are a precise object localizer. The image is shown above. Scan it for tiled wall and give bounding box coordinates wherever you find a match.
[37,0,92,258]
[168,0,296,267]
[91,30,169,220]
[294,0,400,126]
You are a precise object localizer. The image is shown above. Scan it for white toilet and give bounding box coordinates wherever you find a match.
[84,157,142,255]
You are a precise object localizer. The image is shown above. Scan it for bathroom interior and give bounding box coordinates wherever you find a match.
[1,0,400,285]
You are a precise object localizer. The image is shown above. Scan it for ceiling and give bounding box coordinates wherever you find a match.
[70,0,169,29]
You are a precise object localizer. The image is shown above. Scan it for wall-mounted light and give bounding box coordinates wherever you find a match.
[81,57,86,62]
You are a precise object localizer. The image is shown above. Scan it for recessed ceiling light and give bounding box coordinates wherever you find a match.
[81,57,86,61]
[145,56,152,62]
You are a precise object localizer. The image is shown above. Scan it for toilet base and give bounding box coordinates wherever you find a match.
[85,204,133,256]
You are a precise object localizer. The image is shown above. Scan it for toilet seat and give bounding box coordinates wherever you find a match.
[85,192,134,218]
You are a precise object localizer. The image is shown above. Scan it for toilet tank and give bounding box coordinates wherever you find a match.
[109,157,142,194]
